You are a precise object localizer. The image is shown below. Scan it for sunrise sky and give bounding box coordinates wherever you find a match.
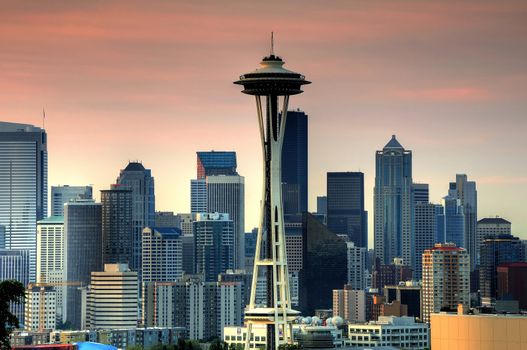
[1,0,526,244]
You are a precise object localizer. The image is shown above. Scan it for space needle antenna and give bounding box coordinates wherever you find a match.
[271,32,274,55]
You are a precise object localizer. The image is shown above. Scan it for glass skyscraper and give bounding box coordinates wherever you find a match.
[443,194,465,249]
[116,162,155,273]
[374,135,413,267]
[0,121,47,282]
[196,151,237,179]
[51,185,93,217]
[327,172,367,248]
[281,110,308,215]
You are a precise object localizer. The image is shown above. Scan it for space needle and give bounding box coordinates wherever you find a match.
[234,35,310,350]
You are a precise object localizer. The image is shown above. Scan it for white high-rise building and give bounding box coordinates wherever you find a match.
[142,227,183,282]
[51,185,92,217]
[36,216,65,322]
[346,241,366,290]
[86,264,138,330]
[422,243,470,323]
[0,122,47,282]
[24,284,57,331]
[207,175,245,269]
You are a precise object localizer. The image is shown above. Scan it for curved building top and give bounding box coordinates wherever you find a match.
[234,54,310,96]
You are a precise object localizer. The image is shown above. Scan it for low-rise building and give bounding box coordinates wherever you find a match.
[431,309,527,349]
[347,316,429,350]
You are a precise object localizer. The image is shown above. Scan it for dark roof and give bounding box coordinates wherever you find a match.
[153,227,182,237]
[478,217,511,225]
[384,135,404,149]
[124,162,145,171]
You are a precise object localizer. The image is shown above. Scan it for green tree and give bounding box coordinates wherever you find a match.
[0,280,25,349]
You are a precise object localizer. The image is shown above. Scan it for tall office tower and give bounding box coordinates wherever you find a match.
[181,234,195,275]
[497,263,527,310]
[0,122,47,282]
[374,135,413,268]
[422,243,470,323]
[64,199,103,329]
[207,175,245,269]
[412,183,429,204]
[101,184,133,266]
[316,196,327,215]
[235,46,310,350]
[434,204,446,243]
[300,213,347,315]
[476,217,511,265]
[0,249,30,325]
[36,216,65,322]
[24,284,57,331]
[193,213,234,281]
[449,174,477,269]
[155,211,179,228]
[327,172,368,248]
[442,194,465,249]
[116,162,155,273]
[86,264,138,330]
[191,179,207,214]
[219,270,253,308]
[281,110,308,215]
[371,258,412,293]
[413,203,437,280]
[333,285,366,322]
[51,185,93,217]
[479,234,524,304]
[347,241,366,290]
[142,227,183,282]
[197,151,237,178]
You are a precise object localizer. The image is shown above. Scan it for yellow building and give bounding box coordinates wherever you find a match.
[431,310,527,350]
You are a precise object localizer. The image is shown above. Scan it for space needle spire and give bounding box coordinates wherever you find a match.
[234,37,310,350]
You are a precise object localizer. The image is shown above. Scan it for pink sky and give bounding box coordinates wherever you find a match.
[1,0,526,244]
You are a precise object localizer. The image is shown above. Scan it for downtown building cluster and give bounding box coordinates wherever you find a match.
[2,113,527,350]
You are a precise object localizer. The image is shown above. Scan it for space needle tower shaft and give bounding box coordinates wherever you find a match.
[234,36,310,350]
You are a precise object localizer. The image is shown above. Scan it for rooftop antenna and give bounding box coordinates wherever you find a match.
[271,32,274,56]
[42,108,46,129]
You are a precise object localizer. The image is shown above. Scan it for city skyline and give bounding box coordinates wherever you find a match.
[1,1,527,245]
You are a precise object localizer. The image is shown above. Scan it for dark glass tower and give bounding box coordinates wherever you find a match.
[281,110,308,215]
[299,212,347,315]
[327,172,367,248]
[101,184,133,266]
[197,151,238,179]
[479,234,524,303]
[116,162,155,273]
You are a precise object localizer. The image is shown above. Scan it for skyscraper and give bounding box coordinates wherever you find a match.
[116,162,155,273]
[422,243,470,323]
[316,196,327,216]
[0,249,30,326]
[479,234,524,304]
[476,217,511,265]
[374,135,413,267]
[64,199,103,329]
[51,185,93,217]
[0,121,47,282]
[207,175,245,269]
[281,110,308,215]
[346,241,367,290]
[327,172,367,247]
[193,213,234,282]
[86,263,138,330]
[412,183,429,204]
[142,227,183,283]
[449,174,477,269]
[413,203,437,280]
[191,152,244,268]
[197,151,237,178]
[442,194,465,249]
[101,184,133,266]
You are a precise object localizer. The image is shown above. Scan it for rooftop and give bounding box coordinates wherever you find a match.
[478,217,511,225]
[383,135,404,149]
[123,162,146,171]
[38,216,64,224]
